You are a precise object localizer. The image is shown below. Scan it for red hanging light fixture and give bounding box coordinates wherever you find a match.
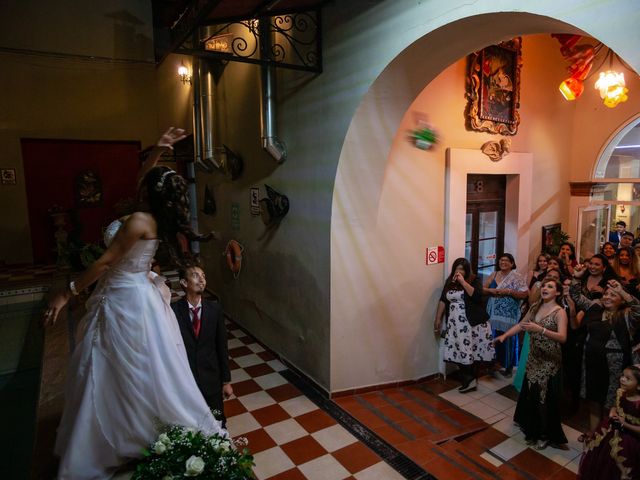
[559,77,584,101]
[552,34,633,108]
[552,34,597,101]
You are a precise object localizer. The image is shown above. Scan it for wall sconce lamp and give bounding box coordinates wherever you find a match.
[178,61,192,85]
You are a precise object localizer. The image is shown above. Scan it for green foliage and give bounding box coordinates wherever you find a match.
[411,127,437,143]
[132,426,254,479]
[543,229,570,256]
[56,240,104,271]
[53,208,104,270]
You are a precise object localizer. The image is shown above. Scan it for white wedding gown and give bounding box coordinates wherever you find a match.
[55,220,226,479]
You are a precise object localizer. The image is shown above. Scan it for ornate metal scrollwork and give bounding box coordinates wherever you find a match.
[200,10,321,72]
[204,20,260,58]
[270,13,319,69]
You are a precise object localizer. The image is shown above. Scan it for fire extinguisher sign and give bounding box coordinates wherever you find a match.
[426,246,445,265]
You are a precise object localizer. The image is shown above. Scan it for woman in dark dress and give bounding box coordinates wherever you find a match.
[570,266,640,431]
[579,365,640,480]
[495,279,568,450]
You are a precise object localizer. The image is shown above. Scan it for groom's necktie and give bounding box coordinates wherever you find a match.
[191,306,201,338]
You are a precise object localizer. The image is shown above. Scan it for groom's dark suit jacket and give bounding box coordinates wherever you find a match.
[172,297,231,420]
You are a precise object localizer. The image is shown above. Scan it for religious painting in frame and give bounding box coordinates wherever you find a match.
[466,37,522,135]
[74,169,103,207]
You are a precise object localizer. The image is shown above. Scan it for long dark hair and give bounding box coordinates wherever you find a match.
[589,253,617,281]
[145,166,211,266]
[444,258,475,292]
[612,246,640,278]
[559,242,576,261]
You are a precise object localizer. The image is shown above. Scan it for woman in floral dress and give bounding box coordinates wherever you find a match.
[495,279,568,450]
[434,258,494,393]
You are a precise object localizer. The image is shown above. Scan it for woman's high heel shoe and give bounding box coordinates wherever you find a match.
[535,440,549,450]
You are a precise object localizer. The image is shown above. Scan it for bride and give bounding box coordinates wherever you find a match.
[44,128,226,479]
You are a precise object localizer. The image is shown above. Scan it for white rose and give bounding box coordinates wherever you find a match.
[184,456,205,476]
[158,433,171,445]
[153,441,167,454]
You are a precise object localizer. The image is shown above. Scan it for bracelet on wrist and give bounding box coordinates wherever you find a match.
[69,281,80,296]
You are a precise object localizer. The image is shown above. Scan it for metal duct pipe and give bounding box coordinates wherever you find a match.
[199,60,218,168]
[189,56,202,255]
[259,19,287,163]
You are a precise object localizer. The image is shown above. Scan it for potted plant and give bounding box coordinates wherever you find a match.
[543,228,570,256]
[409,126,438,150]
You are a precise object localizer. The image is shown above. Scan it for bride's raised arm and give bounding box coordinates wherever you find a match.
[43,212,155,326]
[136,127,187,189]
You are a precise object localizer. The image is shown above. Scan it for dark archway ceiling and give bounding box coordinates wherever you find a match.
[152,0,329,65]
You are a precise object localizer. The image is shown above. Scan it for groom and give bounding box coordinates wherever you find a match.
[172,265,233,426]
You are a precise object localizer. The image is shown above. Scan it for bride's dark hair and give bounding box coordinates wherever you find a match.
[144,166,211,266]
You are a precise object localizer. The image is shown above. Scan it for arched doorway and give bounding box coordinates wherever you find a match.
[330,10,640,392]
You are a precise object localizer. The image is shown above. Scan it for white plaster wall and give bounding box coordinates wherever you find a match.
[327,1,640,392]
[570,74,640,182]
[330,38,565,391]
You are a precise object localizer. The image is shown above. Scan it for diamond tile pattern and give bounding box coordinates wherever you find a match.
[223,320,391,479]
[224,315,579,479]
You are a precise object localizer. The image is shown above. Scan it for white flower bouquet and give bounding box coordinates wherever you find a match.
[132,426,253,479]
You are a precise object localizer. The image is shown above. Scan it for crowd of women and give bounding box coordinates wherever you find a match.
[434,242,640,479]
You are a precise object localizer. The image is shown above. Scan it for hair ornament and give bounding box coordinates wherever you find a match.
[155,169,176,191]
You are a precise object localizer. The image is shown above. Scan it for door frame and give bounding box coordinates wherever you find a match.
[445,148,533,278]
